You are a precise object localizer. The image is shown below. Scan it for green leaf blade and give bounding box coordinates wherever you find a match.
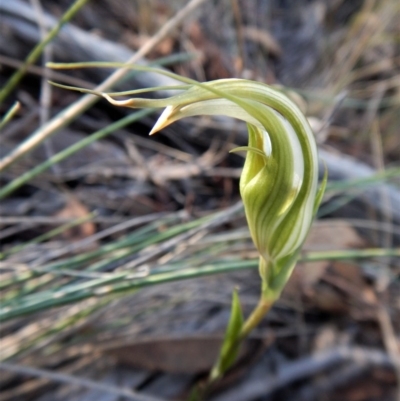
[210,289,244,381]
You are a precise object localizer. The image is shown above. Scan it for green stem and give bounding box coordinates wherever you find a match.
[239,295,275,340]
[203,258,280,399]
[195,290,275,401]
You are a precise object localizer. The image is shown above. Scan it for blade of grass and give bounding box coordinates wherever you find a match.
[1,247,398,321]
[0,211,217,303]
[0,220,179,303]
[0,102,20,131]
[0,0,90,103]
[0,0,207,172]
[326,167,400,192]
[1,297,110,361]
[0,109,154,199]
[4,204,241,302]
[0,213,95,259]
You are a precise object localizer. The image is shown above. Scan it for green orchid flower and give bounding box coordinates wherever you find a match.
[48,62,326,386]
[99,78,321,299]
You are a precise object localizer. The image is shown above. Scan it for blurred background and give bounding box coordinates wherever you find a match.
[0,0,399,400]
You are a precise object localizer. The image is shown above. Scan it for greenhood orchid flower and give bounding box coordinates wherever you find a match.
[49,70,323,300]
[48,64,326,386]
[99,78,321,298]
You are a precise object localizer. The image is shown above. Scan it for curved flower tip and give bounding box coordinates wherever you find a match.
[104,78,321,289]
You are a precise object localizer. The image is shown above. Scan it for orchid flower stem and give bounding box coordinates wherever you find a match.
[204,259,279,398]
[193,295,274,401]
[196,295,270,399]
[239,295,275,340]
[208,292,275,387]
